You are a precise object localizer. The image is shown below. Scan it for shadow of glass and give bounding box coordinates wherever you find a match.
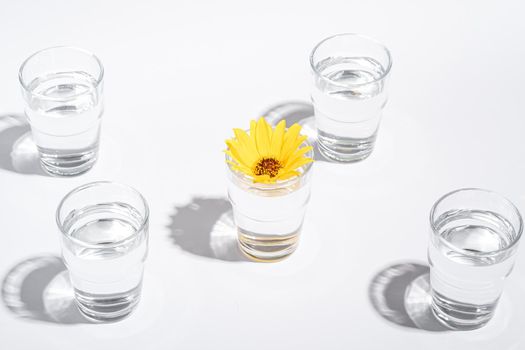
[261,101,329,162]
[369,262,448,332]
[168,197,248,262]
[0,114,45,176]
[2,255,90,324]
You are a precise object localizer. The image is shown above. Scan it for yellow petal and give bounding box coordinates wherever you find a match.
[286,157,313,172]
[224,149,244,167]
[233,128,258,164]
[225,139,252,168]
[233,128,252,147]
[280,123,302,162]
[282,134,308,164]
[249,120,259,157]
[263,117,273,141]
[285,146,313,168]
[252,174,272,184]
[276,170,300,181]
[255,118,270,156]
[226,160,242,171]
[283,123,301,144]
[291,135,308,151]
[270,120,286,156]
[226,160,251,174]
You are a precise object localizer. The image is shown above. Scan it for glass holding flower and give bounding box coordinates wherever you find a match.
[225,118,314,262]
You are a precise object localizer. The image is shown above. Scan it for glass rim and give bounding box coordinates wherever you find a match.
[429,187,524,258]
[309,33,392,89]
[19,45,105,102]
[56,181,149,249]
[225,138,314,190]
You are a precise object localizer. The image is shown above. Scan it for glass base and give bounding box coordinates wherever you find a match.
[237,228,300,262]
[431,291,496,330]
[74,285,141,323]
[317,130,376,162]
[39,147,97,176]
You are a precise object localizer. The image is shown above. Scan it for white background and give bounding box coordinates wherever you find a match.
[1,0,525,349]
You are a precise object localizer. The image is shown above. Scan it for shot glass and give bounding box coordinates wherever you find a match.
[428,188,523,330]
[19,46,104,176]
[310,33,392,162]
[56,182,149,322]
[226,144,313,262]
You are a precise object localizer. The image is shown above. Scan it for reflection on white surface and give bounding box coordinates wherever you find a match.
[403,273,449,331]
[0,114,45,176]
[43,270,86,323]
[1,255,89,324]
[169,197,247,262]
[10,131,43,175]
[209,210,241,259]
[369,262,447,332]
[371,262,523,339]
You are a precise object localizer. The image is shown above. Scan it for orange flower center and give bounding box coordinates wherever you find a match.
[253,157,282,178]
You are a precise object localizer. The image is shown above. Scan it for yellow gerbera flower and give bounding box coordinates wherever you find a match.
[225,117,313,184]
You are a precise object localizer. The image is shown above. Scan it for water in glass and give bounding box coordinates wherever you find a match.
[230,182,309,261]
[429,208,517,329]
[61,202,147,322]
[26,71,102,175]
[312,56,387,161]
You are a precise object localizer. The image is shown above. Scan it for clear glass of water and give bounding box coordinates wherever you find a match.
[19,46,104,176]
[310,33,392,162]
[429,188,523,330]
[226,144,313,262]
[56,182,149,322]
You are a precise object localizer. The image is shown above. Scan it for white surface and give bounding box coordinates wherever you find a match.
[1,0,525,349]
